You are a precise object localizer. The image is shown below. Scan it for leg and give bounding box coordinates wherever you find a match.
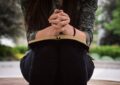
[20,50,33,82]
[60,40,88,85]
[85,54,95,81]
[29,41,58,85]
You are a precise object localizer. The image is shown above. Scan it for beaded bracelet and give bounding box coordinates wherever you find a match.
[73,27,76,36]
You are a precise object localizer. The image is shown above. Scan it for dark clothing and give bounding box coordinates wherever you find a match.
[20,0,98,46]
[20,0,97,85]
[20,40,95,85]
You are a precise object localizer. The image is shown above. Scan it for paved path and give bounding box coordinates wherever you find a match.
[0,61,21,78]
[0,78,120,85]
[0,61,120,81]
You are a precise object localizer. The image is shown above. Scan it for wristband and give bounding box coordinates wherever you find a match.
[73,27,76,36]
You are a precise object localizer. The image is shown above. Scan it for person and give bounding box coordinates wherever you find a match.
[20,0,98,85]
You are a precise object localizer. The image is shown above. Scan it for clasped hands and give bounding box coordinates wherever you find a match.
[35,9,76,39]
[48,9,74,36]
[35,9,86,43]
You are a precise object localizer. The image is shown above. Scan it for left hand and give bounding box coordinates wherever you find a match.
[49,10,70,31]
[58,12,74,36]
[62,24,75,36]
[58,11,70,28]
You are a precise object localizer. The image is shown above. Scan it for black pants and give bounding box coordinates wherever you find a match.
[20,40,94,85]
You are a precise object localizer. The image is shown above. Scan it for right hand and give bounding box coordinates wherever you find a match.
[49,9,70,32]
[48,9,61,28]
[35,10,61,39]
[35,26,59,40]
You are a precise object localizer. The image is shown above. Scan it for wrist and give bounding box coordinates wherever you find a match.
[63,25,75,36]
[75,29,87,42]
[73,27,76,36]
[35,26,58,39]
[49,26,60,36]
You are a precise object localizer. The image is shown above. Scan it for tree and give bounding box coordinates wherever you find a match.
[97,0,120,45]
[105,0,120,35]
[0,0,24,43]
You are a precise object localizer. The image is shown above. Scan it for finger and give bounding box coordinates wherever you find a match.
[59,20,70,27]
[49,19,60,24]
[51,24,61,29]
[49,10,60,20]
[59,16,70,21]
[48,14,58,21]
[54,9,61,13]
[59,12,70,22]
[59,10,63,12]
[60,11,69,17]
[60,19,70,25]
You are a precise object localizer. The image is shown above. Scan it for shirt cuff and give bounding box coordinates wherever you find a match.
[84,32,91,46]
[27,31,38,41]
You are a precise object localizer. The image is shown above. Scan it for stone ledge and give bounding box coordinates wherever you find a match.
[0,78,120,85]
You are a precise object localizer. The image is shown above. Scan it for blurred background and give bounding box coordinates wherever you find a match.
[0,0,120,85]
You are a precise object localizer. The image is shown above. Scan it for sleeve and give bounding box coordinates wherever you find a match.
[78,0,98,46]
[20,0,38,42]
[27,30,38,41]
[19,0,29,15]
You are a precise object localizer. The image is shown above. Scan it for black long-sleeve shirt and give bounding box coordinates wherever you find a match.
[20,0,98,46]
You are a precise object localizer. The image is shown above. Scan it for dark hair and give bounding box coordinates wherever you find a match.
[24,0,80,31]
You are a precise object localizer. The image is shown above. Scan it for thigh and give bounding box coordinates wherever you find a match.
[29,41,59,85]
[20,50,34,82]
[85,54,95,81]
[60,40,88,85]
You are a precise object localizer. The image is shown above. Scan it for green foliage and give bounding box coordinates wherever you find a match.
[0,0,24,41]
[104,0,120,35]
[95,6,103,25]
[90,46,120,59]
[13,46,28,60]
[13,46,28,54]
[0,45,15,60]
[0,45,27,60]
[95,0,120,45]
[101,56,114,61]
[90,53,100,60]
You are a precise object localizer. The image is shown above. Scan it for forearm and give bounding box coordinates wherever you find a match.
[66,27,93,46]
[75,29,87,43]
[62,25,87,44]
[35,26,58,40]
[27,26,59,41]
